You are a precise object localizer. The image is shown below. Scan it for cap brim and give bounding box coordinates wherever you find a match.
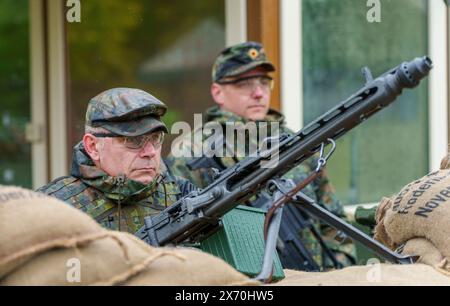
[101,116,168,137]
[223,61,276,80]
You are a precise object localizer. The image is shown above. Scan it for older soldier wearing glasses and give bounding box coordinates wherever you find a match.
[38,88,195,233]
[166,41,356,271]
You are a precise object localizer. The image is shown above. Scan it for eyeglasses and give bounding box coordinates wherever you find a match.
[93,131,165,150]
[217,75,274,93]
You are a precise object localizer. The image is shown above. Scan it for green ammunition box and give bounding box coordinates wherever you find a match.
[200,205,285,281]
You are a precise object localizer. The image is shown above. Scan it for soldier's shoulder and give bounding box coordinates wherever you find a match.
[36,176,88,201]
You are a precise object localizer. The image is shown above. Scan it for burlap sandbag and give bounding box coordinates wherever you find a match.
[375,169,450,275]
[1,232,187,286]
[2,231,257,286]
[374,170,450,261]
[1,186,257,286]
[271,264,450,286]
[400,238,450,276]
[373,197,395,249]
[0,186,104,278]
[123,247,260,286]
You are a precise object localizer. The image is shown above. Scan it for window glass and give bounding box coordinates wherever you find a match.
[67,0,226,156]
[302,0,429,204]
[0,0,31,188]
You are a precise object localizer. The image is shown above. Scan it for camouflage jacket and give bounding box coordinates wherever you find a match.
[37,142,195,234]
[166,106,355,268]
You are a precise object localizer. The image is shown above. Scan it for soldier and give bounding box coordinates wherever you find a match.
[165,42,355,270]
[38,88,195,234]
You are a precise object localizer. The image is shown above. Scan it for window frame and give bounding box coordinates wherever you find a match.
[31,0,68,184]
[30,0,49,188]
[226,0,247,46]
[47,0,69,181]
[428,0,448,171]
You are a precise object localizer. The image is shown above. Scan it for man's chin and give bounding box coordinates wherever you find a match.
[133,177,155,185]
[246,107,268,121]
[247,111,267,121]
[130,170,156,185]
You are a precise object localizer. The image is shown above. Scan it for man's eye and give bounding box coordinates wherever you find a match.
[130,138,142,147]
[150,135,159,143]
[128,138,139,147]
[260,78,271,86]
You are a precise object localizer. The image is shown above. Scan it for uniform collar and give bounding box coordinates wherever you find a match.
[205,105,286,126]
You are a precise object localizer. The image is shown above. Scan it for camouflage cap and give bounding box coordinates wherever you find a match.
[212,41,275,83]
[85,88,168,137]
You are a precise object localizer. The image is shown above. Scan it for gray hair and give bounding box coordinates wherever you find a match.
[84,125,110,135]
[84,126,111,152]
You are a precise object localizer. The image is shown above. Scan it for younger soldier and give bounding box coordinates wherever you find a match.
[166,42,356,270]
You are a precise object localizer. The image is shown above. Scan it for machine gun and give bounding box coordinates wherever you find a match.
[136,56,432,268]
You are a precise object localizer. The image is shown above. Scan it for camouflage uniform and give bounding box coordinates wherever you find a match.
[37,88,195,234]
[166,42,355,269]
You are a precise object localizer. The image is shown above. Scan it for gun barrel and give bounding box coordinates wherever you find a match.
[395,56,433,88]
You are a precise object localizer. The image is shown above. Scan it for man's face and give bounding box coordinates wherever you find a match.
[212,67,273,121]
[95,132,163,185]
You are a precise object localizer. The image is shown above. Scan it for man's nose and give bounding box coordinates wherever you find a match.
[139,141,157,158]
[252,84,265,98]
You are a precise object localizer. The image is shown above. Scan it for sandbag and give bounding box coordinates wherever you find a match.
[373,197,395,249]
[271,264,450,286]
[374,170,450,260]
[401,238,450,275]
[3,231,257,286]
[1,186,257,286]
[1,232,184,286]
[123,247,260,286]
[0,186,103,278]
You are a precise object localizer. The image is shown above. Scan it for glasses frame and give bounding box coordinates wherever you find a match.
[217,75,274,92]
[92,131,165,150]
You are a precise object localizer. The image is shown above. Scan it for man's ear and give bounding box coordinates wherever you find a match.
[211,83,225,107]
[83,134,101,162]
